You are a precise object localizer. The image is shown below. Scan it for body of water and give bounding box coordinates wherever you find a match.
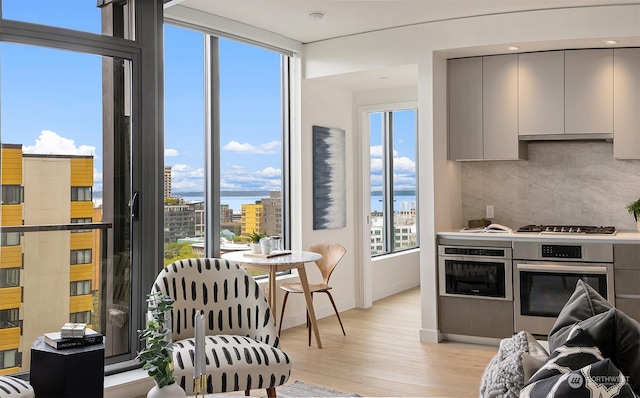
[182,194,417,214]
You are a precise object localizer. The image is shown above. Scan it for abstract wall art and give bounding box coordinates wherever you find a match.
[312,125,346,230]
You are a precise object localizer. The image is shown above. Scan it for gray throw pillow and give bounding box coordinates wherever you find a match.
[548,279,612,350]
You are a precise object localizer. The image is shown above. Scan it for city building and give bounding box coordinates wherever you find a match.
[163,204,195,243]
[163,166,172,198]
[0,144,98,374]
[259,191,282,237]
[241,203,264,240]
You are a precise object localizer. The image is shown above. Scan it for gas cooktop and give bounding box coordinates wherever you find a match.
[517,225,617,235]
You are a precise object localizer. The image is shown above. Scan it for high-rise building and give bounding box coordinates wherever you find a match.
[164,166,172,198]
[0,144,98,374]
[241,203,264,239]
[164,204,195,243]
[260,191,282,237]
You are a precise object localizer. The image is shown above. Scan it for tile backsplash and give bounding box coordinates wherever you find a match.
[461,141,640,231]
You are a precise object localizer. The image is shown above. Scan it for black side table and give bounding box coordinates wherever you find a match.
[30,337,105,398]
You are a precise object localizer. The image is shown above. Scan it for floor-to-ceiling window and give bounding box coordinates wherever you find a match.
[0,0,163,374]
[163,24,290,271]
[369,108,418,256]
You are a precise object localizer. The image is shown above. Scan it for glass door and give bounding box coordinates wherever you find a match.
[0,42,132,373]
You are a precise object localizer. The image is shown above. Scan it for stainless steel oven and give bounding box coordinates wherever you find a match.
[513,241,614,336]
[438,244,512,301]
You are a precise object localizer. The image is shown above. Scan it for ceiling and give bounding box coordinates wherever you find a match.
[167,0,639,44]
[165,0,639,91]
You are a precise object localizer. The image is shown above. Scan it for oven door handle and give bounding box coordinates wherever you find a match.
[516,262,609,274]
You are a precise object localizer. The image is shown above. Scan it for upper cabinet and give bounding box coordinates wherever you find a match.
[518,51,564,136]
[483,55,526,160]
[449,57,483,160]
[449,55,526,161]
[449,48,639,161]
[565,49,613,135]
[613,48,640,159]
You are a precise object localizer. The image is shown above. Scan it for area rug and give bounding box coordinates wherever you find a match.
[270,380,361,397]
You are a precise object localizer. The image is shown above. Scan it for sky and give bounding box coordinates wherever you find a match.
[1,1,416,199]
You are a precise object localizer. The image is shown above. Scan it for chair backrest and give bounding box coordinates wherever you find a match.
[151,258,279,347]
[308,243,346,285]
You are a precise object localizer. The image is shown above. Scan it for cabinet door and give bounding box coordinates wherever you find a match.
[483,54,523,159]
[614,48,640,159]
[518,51,564,136]
[565,49,614,134]
[448,57,482,160]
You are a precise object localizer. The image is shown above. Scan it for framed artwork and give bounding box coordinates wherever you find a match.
[312,125,346,230]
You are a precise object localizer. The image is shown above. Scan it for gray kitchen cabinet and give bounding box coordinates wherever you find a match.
[483,54,526,159]
[518,51,564,136]
[439,296,514,339]
[613,48,640,159]
[565,49,614,135]
[613,244,640,323]
[448,57,483,160]
[449,55,526,161]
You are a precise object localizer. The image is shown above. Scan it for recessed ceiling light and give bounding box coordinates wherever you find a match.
[604,40,618,45]
[309,12,324,21]
[379,76,390,80]
[507,46,520,51]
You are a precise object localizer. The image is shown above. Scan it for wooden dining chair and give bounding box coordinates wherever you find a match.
[278,242,347,345]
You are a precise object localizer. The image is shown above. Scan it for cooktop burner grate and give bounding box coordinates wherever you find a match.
[517,225,617,235]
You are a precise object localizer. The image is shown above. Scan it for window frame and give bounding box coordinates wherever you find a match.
[0,308,20,329]
[3,0,166,373]
[70,280,92,296]
[0,268,20,288]
[71,186,93,202]
[70,249,92,265]
[1,185,24,204]
[368,108,419,256]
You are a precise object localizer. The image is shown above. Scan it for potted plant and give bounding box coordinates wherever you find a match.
[626,198,640,232]
[136,292,186,397]
[248,230,267,254]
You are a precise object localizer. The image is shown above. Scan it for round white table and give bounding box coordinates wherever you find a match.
[221,250,323,348]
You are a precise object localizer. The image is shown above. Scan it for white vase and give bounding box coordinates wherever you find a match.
[251,243,262,254]
[147,381,186,398]
[637,219,640,232]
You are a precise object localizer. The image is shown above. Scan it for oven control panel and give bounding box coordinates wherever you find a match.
[541,244,582,259]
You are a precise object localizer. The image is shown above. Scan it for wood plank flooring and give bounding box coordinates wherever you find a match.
[277,287,498,397]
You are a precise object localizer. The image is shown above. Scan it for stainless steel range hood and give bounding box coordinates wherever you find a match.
[519,133,613,142]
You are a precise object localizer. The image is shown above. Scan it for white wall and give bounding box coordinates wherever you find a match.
[301,4,640,343]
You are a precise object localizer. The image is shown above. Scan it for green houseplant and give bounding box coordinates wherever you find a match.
[248,230,268,254]
[248,230,267,243]
[626,198,640,232]
[627,198,640,221]
[136,292,185,396]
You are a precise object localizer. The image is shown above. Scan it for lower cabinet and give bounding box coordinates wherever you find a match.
[439,296,514,339]
[613,244,640,323]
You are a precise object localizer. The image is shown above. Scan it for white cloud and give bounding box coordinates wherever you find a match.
[394,156,415,172]
[23,130,97,157]
[257,166,281,178]
[165,148,179,157]
[224,140,280,155]
[370,145,398,158]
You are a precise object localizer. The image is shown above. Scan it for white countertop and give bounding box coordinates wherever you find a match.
[437,229,640,244]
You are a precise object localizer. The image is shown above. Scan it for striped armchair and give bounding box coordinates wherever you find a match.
[152,258,291,397]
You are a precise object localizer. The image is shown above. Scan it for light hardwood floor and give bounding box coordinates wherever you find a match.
[277,287,498,397]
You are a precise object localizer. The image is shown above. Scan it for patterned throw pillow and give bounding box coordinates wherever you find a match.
[520,328,638,398]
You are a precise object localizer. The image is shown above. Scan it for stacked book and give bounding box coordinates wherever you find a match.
[44,323,103,350]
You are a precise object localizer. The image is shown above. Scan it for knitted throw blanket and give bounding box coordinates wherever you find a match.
[479,331,528,398]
